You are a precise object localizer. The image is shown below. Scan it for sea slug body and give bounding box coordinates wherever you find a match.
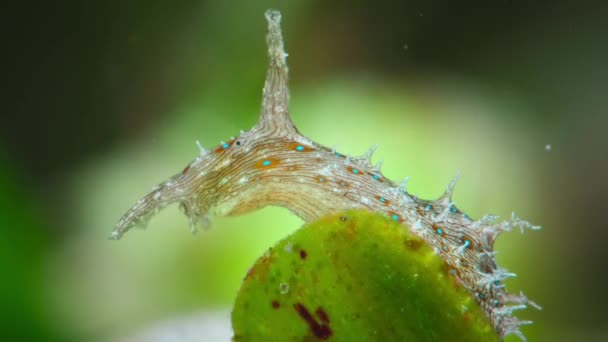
[111,9,541,341]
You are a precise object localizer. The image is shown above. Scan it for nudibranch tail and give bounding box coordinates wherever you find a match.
[110,175,184,240]
[111,9,541,341]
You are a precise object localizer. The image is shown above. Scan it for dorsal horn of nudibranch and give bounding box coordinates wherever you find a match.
[398,176,410,193]
[372,159,384,172]
[195,140,207,156]
[506,290,543,311]
[480,212,543,247]
[473,214,500,230]
[255,9,298,138]
[351,144,379,168]
[437,173,460,205]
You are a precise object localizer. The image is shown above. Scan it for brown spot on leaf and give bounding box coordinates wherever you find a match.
[272,300,280,309]
[439,262,450,275]
[315,307,330,324]
[299,249,308,260]
[294,303,332,340]
[404,238,423,251]
[244,267,255,281]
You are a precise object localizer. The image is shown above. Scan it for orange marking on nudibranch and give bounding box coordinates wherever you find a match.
[376,195,390,206]
[255,157,281,169]
[182,165,191,174]
[288,142,313,152]
[348,167,362,175]
[369,172,384,182]
[460,236,473,250]
[388,211,402,222]
[432,224,444,236]
[214,140,234,153]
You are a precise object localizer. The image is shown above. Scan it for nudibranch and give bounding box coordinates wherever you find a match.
[111,9,541,341]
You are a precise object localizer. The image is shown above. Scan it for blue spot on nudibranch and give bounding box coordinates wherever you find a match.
[262,160,272,166]
[373,174,380,181]
[295,145,305,151]
[463,239,471,249]
[340,181,347,186]
[493,280,500,286]
[436,228,443,235]
[425,204,432,211]
[379,197,386,203]
[222,143,230,149]
[391,214,399,221]
[450,205,459,213]
[351,168,359,174]
[464,213,472,220]
[335,152,344,157]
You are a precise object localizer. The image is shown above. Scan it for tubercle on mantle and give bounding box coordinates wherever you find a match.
[110,9,541,341]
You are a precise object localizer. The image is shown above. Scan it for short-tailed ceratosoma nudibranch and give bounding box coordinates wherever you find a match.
[111,9,541,341]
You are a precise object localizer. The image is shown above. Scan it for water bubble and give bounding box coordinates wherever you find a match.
[545,144,552,151]
[279,282,290,294]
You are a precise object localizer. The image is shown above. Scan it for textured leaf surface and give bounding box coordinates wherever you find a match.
[232,210,499,341]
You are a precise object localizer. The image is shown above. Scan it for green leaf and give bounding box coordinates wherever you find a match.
[232,210,499,341]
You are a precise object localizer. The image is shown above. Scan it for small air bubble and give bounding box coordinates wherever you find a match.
[545,144,551,151]
[402,43,408,50]
[279,282,290,294]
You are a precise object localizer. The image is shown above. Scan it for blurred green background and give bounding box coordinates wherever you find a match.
[3,0,607,341]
